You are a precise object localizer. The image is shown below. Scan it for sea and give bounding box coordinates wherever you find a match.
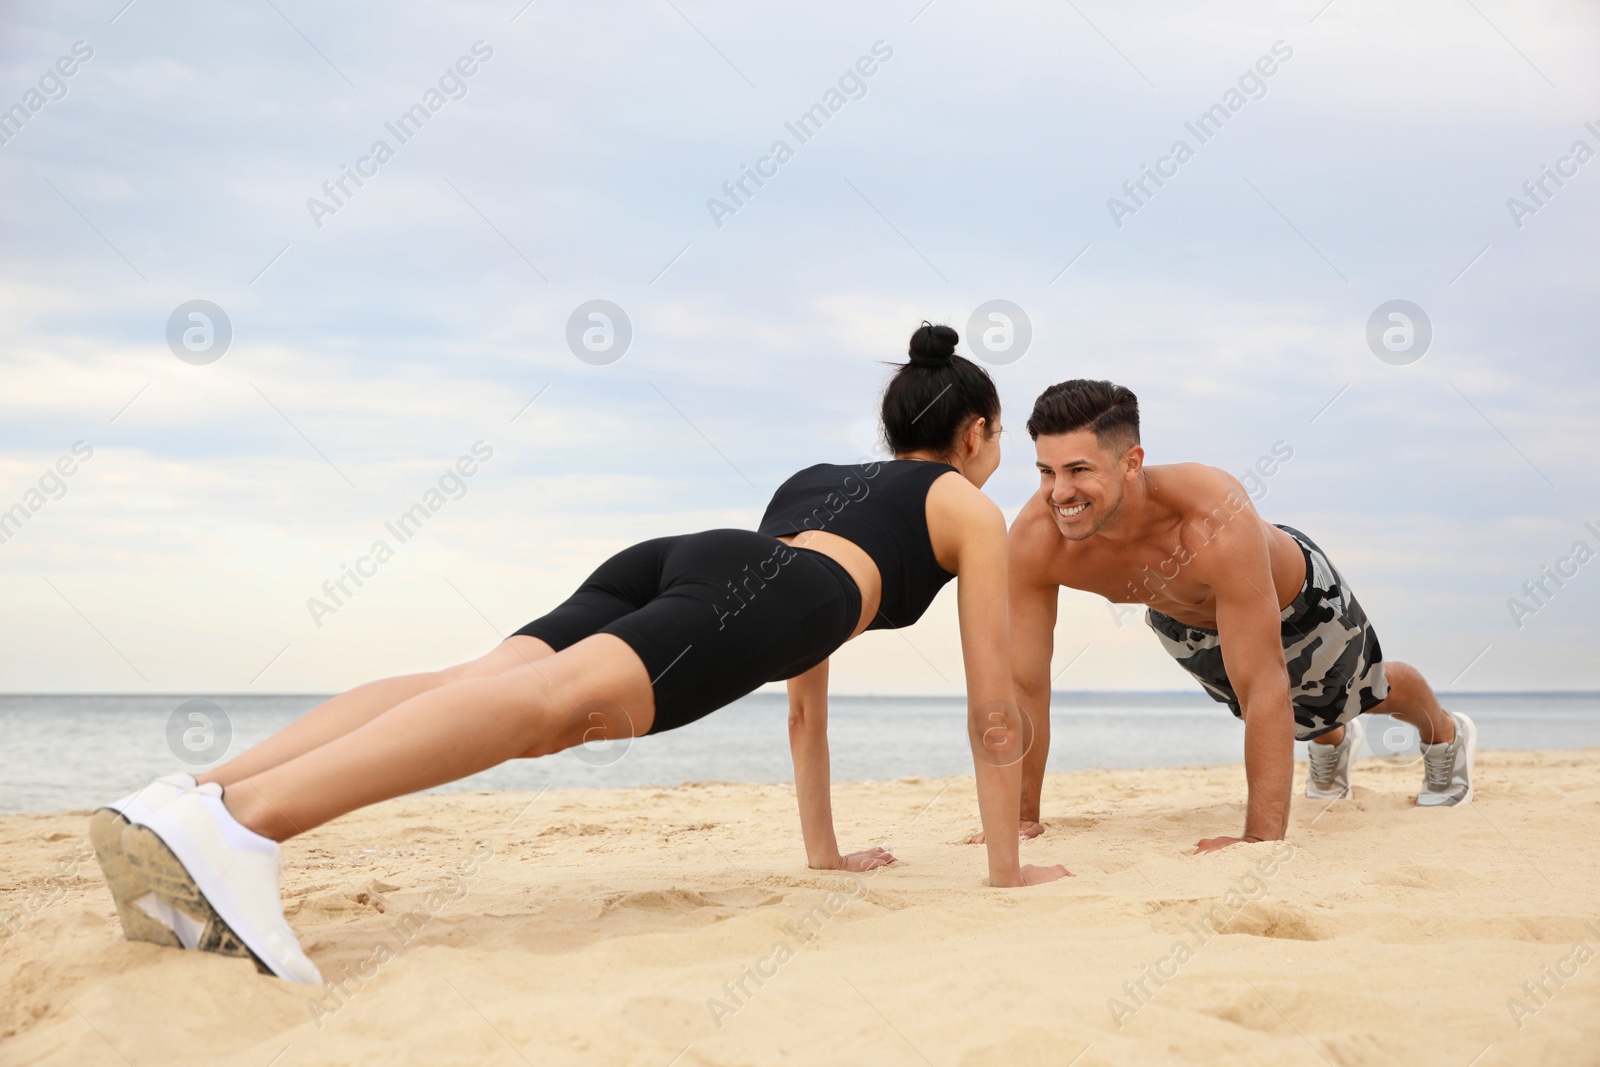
[2,692,1597,815]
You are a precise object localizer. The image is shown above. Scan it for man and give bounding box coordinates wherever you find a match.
[1005,379,1474,852]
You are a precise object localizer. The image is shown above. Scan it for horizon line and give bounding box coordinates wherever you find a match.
[4,690,1598,699]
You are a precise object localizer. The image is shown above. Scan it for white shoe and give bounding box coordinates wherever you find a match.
[1417,711,1476,807]
[1305,717,1364,800]
[91,773,203,946]
[103,772,201,822]
[120,790,322,984]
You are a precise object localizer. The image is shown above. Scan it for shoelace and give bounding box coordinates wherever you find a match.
[1308,743,1341,784]
[1422,744,1455,789]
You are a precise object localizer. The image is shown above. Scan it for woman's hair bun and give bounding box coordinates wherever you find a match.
[907,321,958,367]
[881,318,999,457]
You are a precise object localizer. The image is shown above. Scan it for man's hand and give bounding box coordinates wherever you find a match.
[812,846,896,872]
[967,820,1044,844]
[1194,834,1265,854]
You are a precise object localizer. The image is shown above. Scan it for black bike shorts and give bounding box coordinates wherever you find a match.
[511,529,862,733]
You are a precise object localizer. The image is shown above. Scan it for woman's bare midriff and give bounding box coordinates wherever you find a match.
[775,530,881,639]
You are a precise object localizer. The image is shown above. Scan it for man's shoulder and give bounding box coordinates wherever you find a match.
[1149,463,1256,521]
[1009,493,1058,545]
[1148,461,1243,496]
[1153,465,1276,582]
[1009,495,1096,591]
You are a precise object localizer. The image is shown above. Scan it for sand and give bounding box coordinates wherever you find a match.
[3,749,1599,1067]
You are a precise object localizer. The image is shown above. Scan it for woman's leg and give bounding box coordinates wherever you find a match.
[198,637,555,787]
[220,633,654,841]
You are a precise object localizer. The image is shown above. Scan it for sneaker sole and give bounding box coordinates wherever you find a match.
[89,808,182,949]
[1457,712,1477,805]
[118,819,272,974]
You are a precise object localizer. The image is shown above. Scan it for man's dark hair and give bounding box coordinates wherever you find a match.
[1025,379,1140,451]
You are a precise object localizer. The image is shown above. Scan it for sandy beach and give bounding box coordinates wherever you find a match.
[3,749,1598,1067]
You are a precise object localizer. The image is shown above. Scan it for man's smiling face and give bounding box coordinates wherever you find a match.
[1034,429,1138,541]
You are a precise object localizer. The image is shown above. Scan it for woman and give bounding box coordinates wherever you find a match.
[91,322,1070,985]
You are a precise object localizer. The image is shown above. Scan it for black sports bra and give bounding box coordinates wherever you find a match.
[757,460,958,631]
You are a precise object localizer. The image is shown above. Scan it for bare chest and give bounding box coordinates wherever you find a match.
[1059,540,1219,619]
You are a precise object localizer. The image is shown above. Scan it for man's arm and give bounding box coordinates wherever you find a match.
[1197,518,1296,853]
[787,659,894,872]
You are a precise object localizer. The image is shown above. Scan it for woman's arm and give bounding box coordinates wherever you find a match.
[787,658,895,872]
[933,476,1070,888]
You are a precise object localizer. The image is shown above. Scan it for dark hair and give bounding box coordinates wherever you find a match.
[880,322,1001,456]
[1026,379,1140,450]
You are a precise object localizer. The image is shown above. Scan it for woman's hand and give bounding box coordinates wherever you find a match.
[836,846,898,872]
[842,846,896,871]
[808,846,896,872]
[984,862,1071,887]
[1020,862,1071,885]
[1195,834,1265,854]
[988,862,1072,887]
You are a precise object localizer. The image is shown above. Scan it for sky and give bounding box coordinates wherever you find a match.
[1,0,1597,696]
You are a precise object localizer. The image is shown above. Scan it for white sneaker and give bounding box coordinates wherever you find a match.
[1305,717,1364,800]
[90,773,202,946]
[1417,711,1476,807]
[121,790,322,984]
